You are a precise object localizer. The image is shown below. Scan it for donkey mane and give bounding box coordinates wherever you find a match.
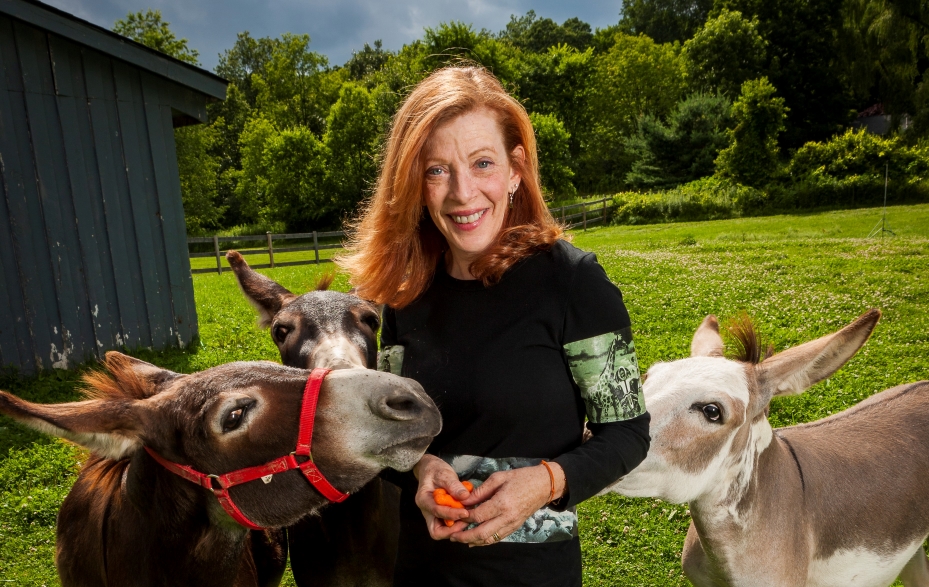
[316,272,335,291]
[725,313,774,364]
[81,353,159,401]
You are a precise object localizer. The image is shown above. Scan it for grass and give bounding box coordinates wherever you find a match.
[2,203,928,585]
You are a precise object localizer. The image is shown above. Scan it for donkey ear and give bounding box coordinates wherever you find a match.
[691,315,724,357]
[227,250,297,328]
[0,392,146,459]
[758,309,880,397]
[104,352,180,393]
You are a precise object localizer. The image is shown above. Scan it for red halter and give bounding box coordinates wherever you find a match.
[144,368,349,530]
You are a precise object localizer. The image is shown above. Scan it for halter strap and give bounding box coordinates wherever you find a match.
[145,367,348,530]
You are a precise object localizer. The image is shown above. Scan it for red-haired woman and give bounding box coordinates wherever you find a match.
[339,66,650,586]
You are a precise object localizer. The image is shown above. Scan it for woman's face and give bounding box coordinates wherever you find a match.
[422,108,523,279]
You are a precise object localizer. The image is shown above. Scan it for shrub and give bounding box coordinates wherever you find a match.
[780,129,929,208]
[611,176,765,224]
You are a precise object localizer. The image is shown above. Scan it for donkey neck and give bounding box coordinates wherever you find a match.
[688,432,808,584]
[121,450,252,584]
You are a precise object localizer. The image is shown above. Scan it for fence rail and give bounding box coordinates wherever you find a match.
[188,197,615,275]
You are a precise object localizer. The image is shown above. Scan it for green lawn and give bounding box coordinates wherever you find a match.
[2,203,927,585]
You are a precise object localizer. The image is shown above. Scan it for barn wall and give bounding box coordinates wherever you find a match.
[0,13,199,372]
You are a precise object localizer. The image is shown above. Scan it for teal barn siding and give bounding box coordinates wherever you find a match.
[0,0,226,372]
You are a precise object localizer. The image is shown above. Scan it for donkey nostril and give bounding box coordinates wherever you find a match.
[374,389,424,420]
[386,397,417,413]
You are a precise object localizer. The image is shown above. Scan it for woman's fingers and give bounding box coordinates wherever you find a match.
[459,472,501,507]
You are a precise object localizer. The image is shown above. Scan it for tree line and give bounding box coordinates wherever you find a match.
[113,0,929,234]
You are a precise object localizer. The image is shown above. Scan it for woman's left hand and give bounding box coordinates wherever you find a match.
[450,462,565,546]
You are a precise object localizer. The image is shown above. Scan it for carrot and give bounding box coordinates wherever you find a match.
[435,481,474,526]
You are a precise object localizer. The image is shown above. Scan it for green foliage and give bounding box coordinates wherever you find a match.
[518,45,595,161]
[325,83,380,212]
[612,176,763,223]
[618,0,714,43]
[582,34,687,192]
[777,129,929,208]
[175,125,223,235]
[260,126,331,227]
[112,9,199,64]
[422,22,523,83]
[626,93,733,188]
[346,40,391,81]
[500,11,594,52]
[715,78,787,187]
[715,0,852,147]
[529,112,576,197]
[682,9,766,97]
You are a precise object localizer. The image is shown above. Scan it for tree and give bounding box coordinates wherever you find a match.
[715,0,853,147]
[325,83,380,213]
[174,125,223,234]
[682,10,766,97]
[500,11,593,52]
[715,78,787,187]
[518,45,595,161]
[529,112,576,198]
[626,93,733,188]
[618,0,714,44]
[581,34,687,192]
[252,34,332,133]
[113,9,199,64]
[261,127,330,228]
[346,40,391,80]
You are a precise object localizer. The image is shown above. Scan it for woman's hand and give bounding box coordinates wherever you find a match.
[451,462,566,547]
[413,454,473,539]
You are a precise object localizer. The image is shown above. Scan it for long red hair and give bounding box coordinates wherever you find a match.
[338,66,563,309]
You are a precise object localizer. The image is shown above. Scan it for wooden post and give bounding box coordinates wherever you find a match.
[213,235,222,275]
[267,232,275,268]
[313,231,320,264]
[561,205,565,223]
[582,203,587,230]
[602,198,607,224]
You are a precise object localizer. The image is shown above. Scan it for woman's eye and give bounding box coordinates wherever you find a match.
[476,159,491,169]
[223,406,248,432]
[426,167,444,176]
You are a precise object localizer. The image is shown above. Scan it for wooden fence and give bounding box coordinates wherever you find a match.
[188,197,614,275]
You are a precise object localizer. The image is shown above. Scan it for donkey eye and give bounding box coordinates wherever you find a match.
[223,404,252,432]
[701,404,722,423]
[362,314,379,332]
[272,324,291,343]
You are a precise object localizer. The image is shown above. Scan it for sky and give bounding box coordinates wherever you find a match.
[42,0,625,72]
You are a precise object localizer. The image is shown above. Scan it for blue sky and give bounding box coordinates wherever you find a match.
[43,0,624,71]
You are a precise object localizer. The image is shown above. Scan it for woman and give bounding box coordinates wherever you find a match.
[339,66,650,587]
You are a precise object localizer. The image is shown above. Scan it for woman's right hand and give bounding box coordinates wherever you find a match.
[413,454,472,539]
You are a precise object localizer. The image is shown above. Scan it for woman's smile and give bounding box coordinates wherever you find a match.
[449,208,487,229]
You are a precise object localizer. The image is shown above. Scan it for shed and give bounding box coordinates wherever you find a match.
[0,0,227,373]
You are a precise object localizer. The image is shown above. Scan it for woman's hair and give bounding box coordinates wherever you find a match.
[338,66,563,308]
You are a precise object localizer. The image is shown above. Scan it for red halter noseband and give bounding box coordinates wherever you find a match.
[144,368,349,530]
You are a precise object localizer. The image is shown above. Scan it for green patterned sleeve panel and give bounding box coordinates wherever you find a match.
[377,345,405,376]
[563,326,645,423]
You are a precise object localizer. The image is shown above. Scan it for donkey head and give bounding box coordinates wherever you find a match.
[608,309,880,504]
[227,251,379,370]
[0,352,441,528]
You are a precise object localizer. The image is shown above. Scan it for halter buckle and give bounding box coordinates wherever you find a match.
[206,474,223,492]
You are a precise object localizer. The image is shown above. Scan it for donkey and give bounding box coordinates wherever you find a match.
[0,352,441,587]
[607,309,929,587]
[226,250,399,587]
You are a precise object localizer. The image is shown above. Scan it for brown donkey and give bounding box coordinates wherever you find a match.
[608,310,929,587]
[227,250,399,587]
[0,352,441,587]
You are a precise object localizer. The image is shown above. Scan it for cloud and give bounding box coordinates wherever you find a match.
[41,0,623,71]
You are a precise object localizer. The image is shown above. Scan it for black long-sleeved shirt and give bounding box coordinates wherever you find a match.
[380,239,650,587]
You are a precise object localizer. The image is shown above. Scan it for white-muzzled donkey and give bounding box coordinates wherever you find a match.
[607,309,929,587]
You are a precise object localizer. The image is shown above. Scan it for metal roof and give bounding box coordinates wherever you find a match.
[0,0,227,100]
